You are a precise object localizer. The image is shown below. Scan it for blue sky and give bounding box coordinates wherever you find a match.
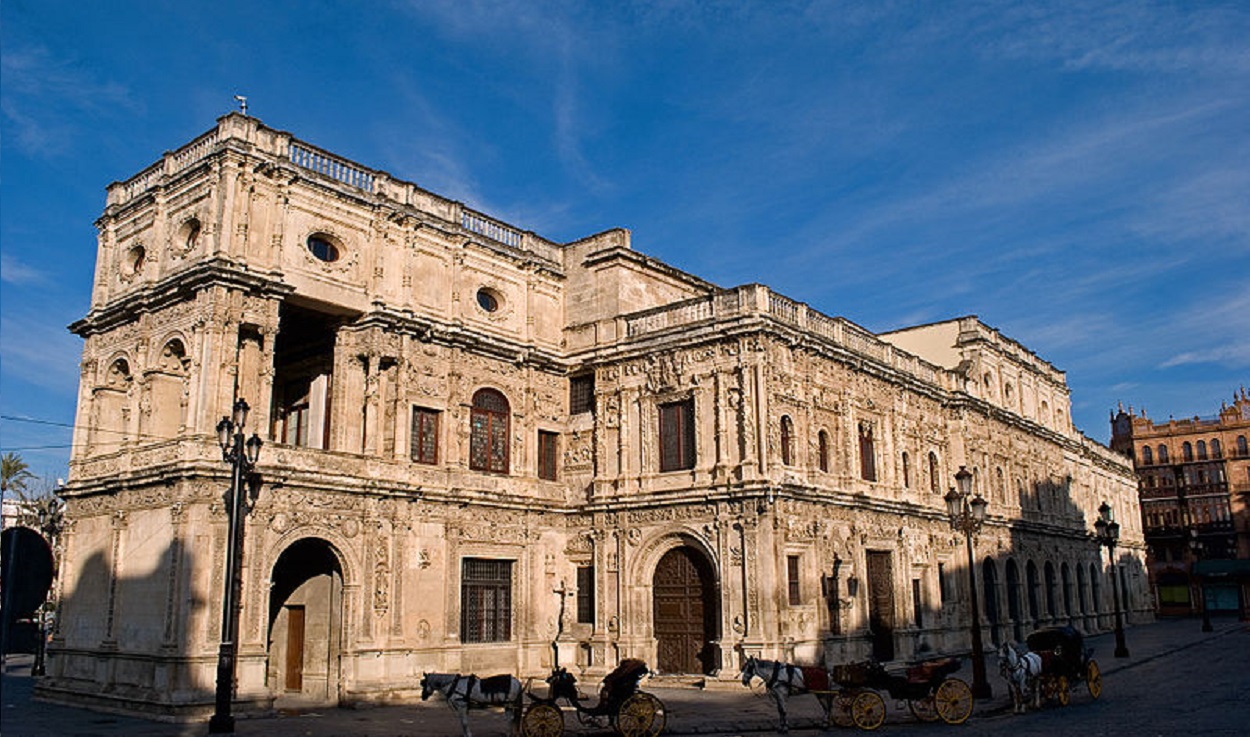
[2,1,1248,482]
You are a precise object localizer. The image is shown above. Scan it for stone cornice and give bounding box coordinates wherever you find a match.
[70,259,293,337]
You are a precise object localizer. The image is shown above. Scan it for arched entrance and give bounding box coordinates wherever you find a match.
[1006,559,1023,642]
[267,538,343,708]
[652,546,719,675]
[982,558,1000,646]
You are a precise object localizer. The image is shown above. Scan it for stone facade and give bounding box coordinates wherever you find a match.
[1110,391,1250,618]
[42,114,1147,719]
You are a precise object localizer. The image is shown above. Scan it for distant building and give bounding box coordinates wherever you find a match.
[43,114,1146,720]
[1110,390,1250,619]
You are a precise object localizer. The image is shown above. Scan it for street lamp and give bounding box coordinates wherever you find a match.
[1093,501,1130,658]
[945,466,992,699]
[209,399,263,734]
[1187,532,1213,633]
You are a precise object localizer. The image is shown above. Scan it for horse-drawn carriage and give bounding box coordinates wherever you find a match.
[521,658,666,737]
[827,657,974,730]
[741,655,974,732]
[1025,626,1103,706]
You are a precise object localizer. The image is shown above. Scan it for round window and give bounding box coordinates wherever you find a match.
[307,234,340,262]
[476,288,500,313]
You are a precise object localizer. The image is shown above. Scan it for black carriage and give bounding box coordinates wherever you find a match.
[828,657,974,731]
[521,659,666,737]
[1025,626,1103,706]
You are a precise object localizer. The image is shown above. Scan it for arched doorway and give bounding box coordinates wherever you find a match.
[652,546,719,675]
[982,558,1000,646]
[267,538,344,708]
[1006,559,1023,642]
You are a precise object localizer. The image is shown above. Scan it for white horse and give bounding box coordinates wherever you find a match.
[420,672,525,737]
[740,656,833,733]
[997,642,1043,714]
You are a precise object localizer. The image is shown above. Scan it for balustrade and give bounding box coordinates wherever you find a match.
[289,142,375,192]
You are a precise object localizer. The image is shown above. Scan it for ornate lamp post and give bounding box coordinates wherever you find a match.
[944,466,992,699]
[1187,531,1213,633]
[1093,501,1130,658]
[209,399,263,734]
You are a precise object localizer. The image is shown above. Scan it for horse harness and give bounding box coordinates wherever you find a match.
[766,662,802,692]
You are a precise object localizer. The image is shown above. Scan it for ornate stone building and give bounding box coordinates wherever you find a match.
[1110,391,1250,619]
[42,114,1147,719]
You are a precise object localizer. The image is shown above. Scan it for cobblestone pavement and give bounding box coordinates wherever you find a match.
[3,617,1246,737]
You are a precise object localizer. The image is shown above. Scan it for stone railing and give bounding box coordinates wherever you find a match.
[113,129,221,204]
[461,208,524,248]
[620,284,948,389]
[289,141,376,193]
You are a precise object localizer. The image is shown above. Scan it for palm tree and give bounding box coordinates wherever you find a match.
[1,452,34,495]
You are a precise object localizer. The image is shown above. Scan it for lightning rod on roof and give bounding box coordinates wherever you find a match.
[233,95,248,116]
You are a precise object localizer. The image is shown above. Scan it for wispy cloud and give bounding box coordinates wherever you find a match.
[1,44,140,158]
[0,253,48,285]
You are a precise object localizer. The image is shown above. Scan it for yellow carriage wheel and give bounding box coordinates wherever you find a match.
[851,691,887,731]
[832,690,856,728]
[521,703,564,737]
[1056,676,1070,706]
[908,695,939,722]
[615,692,666,737]
[934,678,974,725]
[1086,660,1103,699]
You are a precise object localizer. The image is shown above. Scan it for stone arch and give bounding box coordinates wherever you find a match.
[982,557,1001,646]
[266,535,351,709]
[636,530,721,676]
[1005,558,1023,642]
[93,354,134,450]
[146,335,192,440]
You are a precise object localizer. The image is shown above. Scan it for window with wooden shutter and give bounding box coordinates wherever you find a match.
[461,558,513,643]
[410,407,439,464]
[659,399,695,472]
[470,389,510,473]
[538,430,559,480]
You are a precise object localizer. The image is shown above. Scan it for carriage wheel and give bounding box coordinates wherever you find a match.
[1039,675,1057,703]
[907,695,939,722]
[832,690,856,728]
[521,703,564,737]
[934,678,974,725]
[615,692,666,737]
[1086,660,1103,700]
[851,691,886,731]
[1055,676,1070,707]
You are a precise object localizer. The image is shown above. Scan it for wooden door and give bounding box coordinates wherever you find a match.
[653,547,706,674]
[285,605,305,691]
[867,551,895,662]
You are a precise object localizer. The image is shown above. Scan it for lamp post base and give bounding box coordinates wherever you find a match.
[208,714,235,734]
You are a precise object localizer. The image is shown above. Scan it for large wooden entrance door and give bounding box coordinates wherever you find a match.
[653,547,716,674]
[867,551,895,662]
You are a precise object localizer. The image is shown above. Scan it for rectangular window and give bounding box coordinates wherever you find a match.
[912,578,924,627]
[659,399,696,472]
[538,430,559,481]
[937,563,947,606]
[576,565,595,624]
[570,374,595,415]
[410,407,440,464]
[461,558,513,643]
[787,555,802,606]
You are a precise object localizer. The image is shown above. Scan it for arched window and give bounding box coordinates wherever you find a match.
[1210,438,1222,458]
[780,415,794,466]
[901,451,910,488]
[1158,444,1169,463]
[1182,442,1193,462]
[996,467,1005,503]
[858,423,876,482]
[1239,436,1249,457]
[1196,440,1207,460]
[817,430,830,472]
[470,388,510,473]
[1141,445,1153,465]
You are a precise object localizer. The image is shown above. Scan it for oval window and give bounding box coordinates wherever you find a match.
[182,218,202,249]
[476,288,500,313]
[307,234,340,262]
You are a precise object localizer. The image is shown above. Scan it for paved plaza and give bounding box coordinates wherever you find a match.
[3,617,1246,736]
